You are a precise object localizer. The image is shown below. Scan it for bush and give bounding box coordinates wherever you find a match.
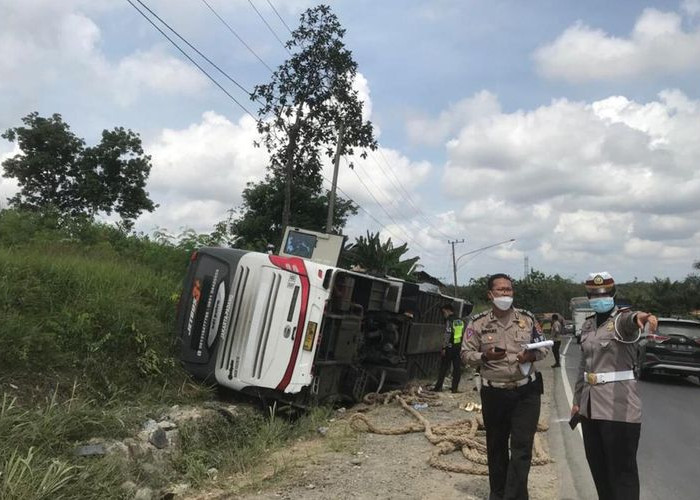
[0,209,197,399]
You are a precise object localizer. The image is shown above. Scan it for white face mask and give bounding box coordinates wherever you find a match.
[492,296,513,311]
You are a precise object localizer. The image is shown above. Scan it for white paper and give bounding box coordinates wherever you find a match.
[523,340,554,350]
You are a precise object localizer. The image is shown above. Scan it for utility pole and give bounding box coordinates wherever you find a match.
[449,239,465,297]
[325,123,346,234]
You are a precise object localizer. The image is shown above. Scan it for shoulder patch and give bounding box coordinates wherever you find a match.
[470,310,490,321]
[517,308,536,320]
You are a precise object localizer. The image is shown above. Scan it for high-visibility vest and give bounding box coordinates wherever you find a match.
[452,319,465,344]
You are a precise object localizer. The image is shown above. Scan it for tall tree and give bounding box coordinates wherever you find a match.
[227,175,357,251]
[251,4,376,232]
[2,112,155,230]
[341,231,419,279]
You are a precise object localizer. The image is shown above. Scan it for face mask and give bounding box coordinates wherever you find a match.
[589,297,615,313]
[492,296,513,311]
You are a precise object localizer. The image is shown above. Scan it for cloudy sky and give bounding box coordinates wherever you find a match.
[2,0,700,286]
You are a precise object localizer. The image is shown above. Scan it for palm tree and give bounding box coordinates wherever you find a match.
[341,231,419,280]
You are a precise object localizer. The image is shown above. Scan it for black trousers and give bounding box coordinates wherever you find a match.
[434,345,461,391]
[481,381,541,500]
[552,341,561,365]
[581,417,641,500]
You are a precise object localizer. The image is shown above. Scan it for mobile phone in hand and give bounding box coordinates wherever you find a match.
[493,347,506,353]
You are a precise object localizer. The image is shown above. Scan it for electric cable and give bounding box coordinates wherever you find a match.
[125,0,256,118]
[200,0,275,73]
[266,0,293,34]
[247,0,291,54]
[372,146,458,241]
[344,158,437,256]
[320,174,411,248]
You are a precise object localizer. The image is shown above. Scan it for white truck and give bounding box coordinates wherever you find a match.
[569,296,593,343]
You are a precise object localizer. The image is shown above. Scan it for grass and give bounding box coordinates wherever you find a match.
[0,209,338,498]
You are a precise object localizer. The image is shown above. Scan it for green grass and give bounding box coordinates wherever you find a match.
[0,210,336,498]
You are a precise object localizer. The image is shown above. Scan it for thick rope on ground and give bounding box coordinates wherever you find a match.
[349,390,552,474]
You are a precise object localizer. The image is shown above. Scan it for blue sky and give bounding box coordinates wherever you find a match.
[2,0,700,286]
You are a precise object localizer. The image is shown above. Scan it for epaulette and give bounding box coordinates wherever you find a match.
[469,310,490,322]
[517,308,537,322]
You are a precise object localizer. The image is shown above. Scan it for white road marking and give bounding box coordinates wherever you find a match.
[560,336,582,437]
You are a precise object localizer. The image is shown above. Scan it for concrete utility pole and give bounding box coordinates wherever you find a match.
[449,239,465,297]
[325,124,346,234]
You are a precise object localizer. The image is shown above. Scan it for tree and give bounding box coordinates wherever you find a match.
[2,112,155,229]
[226,174,357,251]
[251,4,376,232]
[341,231,419,279]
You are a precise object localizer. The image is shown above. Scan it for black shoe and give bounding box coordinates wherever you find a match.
[552,364,561,368]
[451,389,461,394]
[427,386,443,392]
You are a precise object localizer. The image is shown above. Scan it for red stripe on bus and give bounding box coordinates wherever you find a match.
[269,256,310,391]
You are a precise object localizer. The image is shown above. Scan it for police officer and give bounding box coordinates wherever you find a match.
[461,273,548,500]
[551,313,562,367]
[572,272,657,500]
[431,303,465,393]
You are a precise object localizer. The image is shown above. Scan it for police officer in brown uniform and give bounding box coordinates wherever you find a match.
[461,273,548,500]
[571,272,658,500]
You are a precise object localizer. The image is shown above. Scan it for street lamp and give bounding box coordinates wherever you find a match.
[451,238,516,296]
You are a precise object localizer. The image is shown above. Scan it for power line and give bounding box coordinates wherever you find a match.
[266,0,293,34]
[319,174,412,249]
[134,0,253,96]
[344,158,436,257]
[373,146,459,240]
[125,0,256,118]
[247,0,291,54]
[200,0,275,73]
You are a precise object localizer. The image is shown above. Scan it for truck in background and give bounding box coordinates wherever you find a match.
[569,296,593,343]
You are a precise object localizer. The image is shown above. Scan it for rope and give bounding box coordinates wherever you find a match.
[348,389,552,474]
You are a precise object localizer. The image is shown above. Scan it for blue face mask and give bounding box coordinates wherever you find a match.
[589,297,615,313]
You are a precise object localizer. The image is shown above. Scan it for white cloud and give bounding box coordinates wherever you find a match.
[137,111,268,233]
[534,8,700,82]
[0,1,208,113]
[682,0,700,17]
[426,89,700,282]
[0,144,20,208]
[353,72,374,124]
[406,91,501,146]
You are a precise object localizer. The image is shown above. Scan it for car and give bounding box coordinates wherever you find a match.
[563,320,575,336]
[635,317,700,380]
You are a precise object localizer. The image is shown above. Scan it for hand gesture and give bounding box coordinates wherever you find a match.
[516,350,536,364]
[636,313,658,333]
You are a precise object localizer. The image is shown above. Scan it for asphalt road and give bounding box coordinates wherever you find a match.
[551,336,700,500]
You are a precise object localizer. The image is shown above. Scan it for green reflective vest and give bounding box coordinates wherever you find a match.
[452,319,465,344]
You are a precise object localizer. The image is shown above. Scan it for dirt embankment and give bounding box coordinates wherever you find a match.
[190,364,559,500]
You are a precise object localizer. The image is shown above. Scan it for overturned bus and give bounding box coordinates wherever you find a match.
[175,246,471,406]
